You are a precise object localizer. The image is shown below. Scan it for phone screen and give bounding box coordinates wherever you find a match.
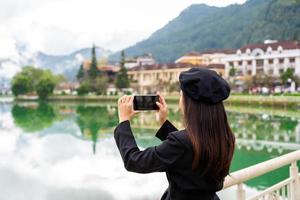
[133,95,159,110]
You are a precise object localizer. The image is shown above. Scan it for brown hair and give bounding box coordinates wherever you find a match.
[182,92,235,182]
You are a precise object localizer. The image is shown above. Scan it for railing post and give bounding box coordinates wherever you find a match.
[289,162,299,200]
[237,183,246,200]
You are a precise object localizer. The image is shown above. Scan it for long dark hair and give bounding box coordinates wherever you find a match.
[182,92,235,182]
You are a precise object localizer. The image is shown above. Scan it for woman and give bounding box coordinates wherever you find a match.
[114,68,235,200]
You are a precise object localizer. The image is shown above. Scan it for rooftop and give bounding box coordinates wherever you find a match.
[239,40,300,52]
[128,63,225,71]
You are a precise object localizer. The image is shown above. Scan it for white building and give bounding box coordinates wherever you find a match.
[223,40,300,78]
[175,49,235,66]
[124,53,156,68]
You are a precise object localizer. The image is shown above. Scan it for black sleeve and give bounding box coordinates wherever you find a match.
[155,120,178,141]
[114,120,184,174]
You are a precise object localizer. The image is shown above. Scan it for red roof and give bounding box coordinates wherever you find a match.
[99,66,120,72]
[240,40,300,52]
[128,63,225,71]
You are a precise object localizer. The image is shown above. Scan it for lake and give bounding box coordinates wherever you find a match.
[0,100,299,200]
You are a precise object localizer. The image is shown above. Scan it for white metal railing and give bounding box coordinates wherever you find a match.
[223,149,300,200]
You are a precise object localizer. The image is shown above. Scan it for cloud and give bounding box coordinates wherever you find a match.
[0,0,246,58]
[0,61,22,79]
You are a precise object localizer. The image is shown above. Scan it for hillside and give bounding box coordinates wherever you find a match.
[110,0,300,62]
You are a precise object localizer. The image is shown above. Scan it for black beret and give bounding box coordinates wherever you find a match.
[179,68,230,104]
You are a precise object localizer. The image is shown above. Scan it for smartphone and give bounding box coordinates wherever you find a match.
[133,95,159,111]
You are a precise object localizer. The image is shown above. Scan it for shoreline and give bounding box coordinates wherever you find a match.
[1,94,300,108]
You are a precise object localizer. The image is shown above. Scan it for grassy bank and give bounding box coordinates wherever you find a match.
[13,94,300,108]
[226,95,300,107]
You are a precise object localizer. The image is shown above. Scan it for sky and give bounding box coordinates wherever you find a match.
[0,0,247,60]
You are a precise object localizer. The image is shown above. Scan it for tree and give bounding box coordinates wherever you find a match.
[95,76,109,95]
[76,63,85,82]
[76,81,91,95]
[116,50,130,89]
[89,45,99,80]
[36,78,56,100]
[11,74,33,96]
[280,68,294,85]
[11,66,64,99]
[229,66,236,77]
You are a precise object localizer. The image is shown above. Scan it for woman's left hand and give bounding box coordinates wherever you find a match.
[118,95,139,123]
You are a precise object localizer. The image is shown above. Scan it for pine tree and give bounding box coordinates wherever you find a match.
[76,63,85,82]
[89,45,99,80]
[116,50,130,89]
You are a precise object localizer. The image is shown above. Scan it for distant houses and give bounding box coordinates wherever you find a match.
[72,40,300,95]
[82,59,120,83]
[128,63,225,94]
[124,40,300,94]
[124,53,156,68]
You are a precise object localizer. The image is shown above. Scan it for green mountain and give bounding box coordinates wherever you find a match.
[110,0,300,62]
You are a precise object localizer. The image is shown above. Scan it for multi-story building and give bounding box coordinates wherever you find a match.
[128,63,225,94]
[223,40,300,78]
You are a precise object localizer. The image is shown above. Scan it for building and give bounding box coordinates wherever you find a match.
[82,60,120,81]
[175,49,235,65]
[124,53,156,68]
[128,63,225,94]
[223,40,300,78]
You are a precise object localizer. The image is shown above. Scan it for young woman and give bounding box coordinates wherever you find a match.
[114,68,235,200]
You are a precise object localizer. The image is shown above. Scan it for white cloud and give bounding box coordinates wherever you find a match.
[0,0,246,58]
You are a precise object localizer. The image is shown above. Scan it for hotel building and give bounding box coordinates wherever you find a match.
[128,63,225,94]
[223,40,300,78]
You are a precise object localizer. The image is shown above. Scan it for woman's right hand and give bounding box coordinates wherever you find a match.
[156,93,168,126]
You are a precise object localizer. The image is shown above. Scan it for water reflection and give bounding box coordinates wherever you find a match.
[76,105,118,154]
[12,103,60,132]
[1,102,300,199]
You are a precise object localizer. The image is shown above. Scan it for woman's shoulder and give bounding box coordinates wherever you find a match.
[168,130,193,150]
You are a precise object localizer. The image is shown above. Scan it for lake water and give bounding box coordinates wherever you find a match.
[0,100,299,200]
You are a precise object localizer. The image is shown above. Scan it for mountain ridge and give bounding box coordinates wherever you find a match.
[109,0,300,62]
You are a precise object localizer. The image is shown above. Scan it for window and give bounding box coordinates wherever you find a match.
[269,59,274,64]
[279,69,284,74]
[289,58,295,63]
[248,61,252,65]
[279,59,284,64]
[238,61,243,66]
[257,59,263,67]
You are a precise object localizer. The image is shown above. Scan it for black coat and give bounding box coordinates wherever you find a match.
[114,120,223,200]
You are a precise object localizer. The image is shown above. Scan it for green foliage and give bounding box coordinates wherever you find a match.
[110,0,300,62]
[120,50,125,68]
[229,66,236,77]
[89,45,99,80]
[11,66,64,99]
[95,76,109,95]
[76,63,85,82]
[76,81,91,95]
[280,68,295,84]
[116,50,130,89]
[36,78,56,100]
[12,103,58,132]
[76,105,118,154]
[11,74,34,96]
